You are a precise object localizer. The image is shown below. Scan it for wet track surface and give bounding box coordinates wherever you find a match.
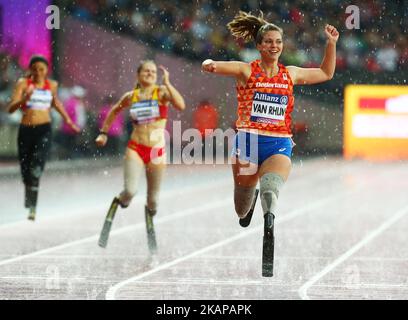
[0,157,407,299]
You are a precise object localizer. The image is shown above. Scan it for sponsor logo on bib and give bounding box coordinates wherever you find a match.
[130,100,160,124]
[26,89,53,110]
[250,91,288,124]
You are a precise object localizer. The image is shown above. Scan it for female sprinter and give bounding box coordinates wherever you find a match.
[202,11,339,276]
[8,55,80,221]
[95,60,185,253]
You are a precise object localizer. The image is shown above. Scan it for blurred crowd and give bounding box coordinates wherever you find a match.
[61,0,407,72]
[0,53,22,125]
[1,1,406,160]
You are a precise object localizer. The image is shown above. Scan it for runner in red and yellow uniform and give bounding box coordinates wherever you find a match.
[202,11,339,276]
[95,60,185,252]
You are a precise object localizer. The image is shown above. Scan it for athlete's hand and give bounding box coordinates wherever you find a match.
[22,84,35,103]
[202,59,216,73]
[159,65,170,86]
[324,24,339,43]
[95,133,108,147]
[68,122,81,134]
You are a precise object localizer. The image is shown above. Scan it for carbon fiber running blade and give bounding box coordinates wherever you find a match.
[262,213,275,277]
[262,233,274,277]
[98,220,112,248]
[145,213,157,254]
[98,198,119,248]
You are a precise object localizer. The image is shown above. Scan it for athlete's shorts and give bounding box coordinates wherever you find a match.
[127,140,165,164]
[231,131,294,165]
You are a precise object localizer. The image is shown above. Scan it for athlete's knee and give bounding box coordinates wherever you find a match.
[27,176,40,188]
[259,173,285,214]
[24,184,39,208]
[234,185,256,218]
[29,164,43,182]
[146,198,158,211]
[145,205,157,217]
[146,189,160,212]
[21,168,39,187]
[118,189,136,208]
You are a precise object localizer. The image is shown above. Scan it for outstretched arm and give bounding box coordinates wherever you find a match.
[51,81,80,133]
[159,65,185,111]
[287,24,339,85]
[95,92,132,147]
[201,59,251,80]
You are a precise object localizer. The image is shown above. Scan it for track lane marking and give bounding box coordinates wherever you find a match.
[298,203,408,300]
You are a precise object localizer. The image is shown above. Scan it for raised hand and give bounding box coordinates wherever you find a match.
[69,122,81,134]
[324,24,339,43]
[159,65,170,86]
[23,84,35,103]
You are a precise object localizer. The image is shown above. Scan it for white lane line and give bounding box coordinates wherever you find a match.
[0,156,346,230]
[0,276,86,281]
[104,280,408,289]
[189,255,408,261]
[298,203,408,300]
[0,167,346,264]
[306,283,408,289]
[0,179,232,229]
[13,254,400,261]
[105,190,354,300]
[113,280,279,286]
[0,199,232,268]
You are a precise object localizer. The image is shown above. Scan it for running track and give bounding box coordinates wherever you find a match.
[0,157,407,299]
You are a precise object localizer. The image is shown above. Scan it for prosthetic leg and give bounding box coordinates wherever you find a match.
[98,197,121,248]
[262,212,275,277]
[145,206,157,254]
[239,189,259,228]
[260,173,284,277]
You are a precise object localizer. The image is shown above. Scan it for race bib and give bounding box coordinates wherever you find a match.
[26,89,53,110]
[130,100,160,124]
[250,91,288,124]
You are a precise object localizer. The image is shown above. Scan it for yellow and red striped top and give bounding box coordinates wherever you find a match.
[130,85,168,125]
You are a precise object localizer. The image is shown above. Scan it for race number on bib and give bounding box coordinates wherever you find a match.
[130,100,160,124]
[26,89,53,110]
[250,91,288,124]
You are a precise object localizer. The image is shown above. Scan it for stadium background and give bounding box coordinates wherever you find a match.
[0,0,408,302]
[0,0,406,162]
